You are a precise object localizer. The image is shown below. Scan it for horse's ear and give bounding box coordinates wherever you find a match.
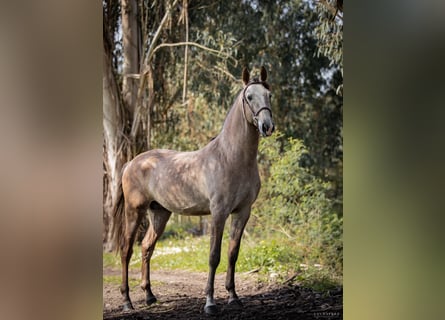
[260,66,267,82]
[242,67,250,85]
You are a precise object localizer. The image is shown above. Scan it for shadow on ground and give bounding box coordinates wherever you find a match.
[103,283,342,320]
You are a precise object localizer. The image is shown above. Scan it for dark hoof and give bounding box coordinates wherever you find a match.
[228,298,243,309]
[146,296,157,306]
[204,304,219,315]
[122,301,134,312]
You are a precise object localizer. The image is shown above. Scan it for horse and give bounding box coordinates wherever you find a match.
[112,66,275,315]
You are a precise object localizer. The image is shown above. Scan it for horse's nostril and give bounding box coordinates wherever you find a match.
[262,123,268,134]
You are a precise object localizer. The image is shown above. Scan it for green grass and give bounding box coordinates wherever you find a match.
[103,235,230,273]
[103,250,121,269]
[103,231,342,291]
[152,236,220,271]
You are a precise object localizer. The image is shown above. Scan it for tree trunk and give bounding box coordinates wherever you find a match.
[103,0,145,250]
[121,0,140,114]
[103,30,123,251]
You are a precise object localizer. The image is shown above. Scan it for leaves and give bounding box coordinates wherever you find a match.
[313,0,343,71]
[253,132,343,275]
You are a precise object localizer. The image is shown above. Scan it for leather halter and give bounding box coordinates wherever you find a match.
[241,80,273,126]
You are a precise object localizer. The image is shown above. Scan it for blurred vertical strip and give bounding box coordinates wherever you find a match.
[0,1,102,320]
[346,0,445,319]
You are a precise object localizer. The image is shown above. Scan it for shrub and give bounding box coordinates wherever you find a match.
[252,131,342,276]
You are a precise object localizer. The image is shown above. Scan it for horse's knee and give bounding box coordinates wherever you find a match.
[209,251,221,267]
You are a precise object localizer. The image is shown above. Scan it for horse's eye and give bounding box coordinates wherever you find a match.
[247,94,253,101]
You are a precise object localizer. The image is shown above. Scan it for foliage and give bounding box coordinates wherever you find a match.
[238,238,298,277]
[313,0,343,67]
[252,131,342,275]
[312,0,343,94]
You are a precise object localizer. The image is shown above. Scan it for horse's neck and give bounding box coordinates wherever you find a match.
[217,94,259,164]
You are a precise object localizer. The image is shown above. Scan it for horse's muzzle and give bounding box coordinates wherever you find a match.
[259,120,275,137]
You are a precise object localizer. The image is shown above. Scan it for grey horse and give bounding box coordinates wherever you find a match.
[112,66,274,315]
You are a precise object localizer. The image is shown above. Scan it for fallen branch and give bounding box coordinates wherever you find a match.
[284,272,299,284]
[246,268,261,274]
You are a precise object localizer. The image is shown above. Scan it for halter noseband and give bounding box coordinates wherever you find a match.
[242,80,273,126]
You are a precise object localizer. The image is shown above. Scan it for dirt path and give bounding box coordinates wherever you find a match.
[103,267,342,319]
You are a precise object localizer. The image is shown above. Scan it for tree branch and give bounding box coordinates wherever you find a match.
[131,0,179,140]
[150,41,237,64]
[213,65,238,82]
[145,0,179,66]
[182,0,189,104]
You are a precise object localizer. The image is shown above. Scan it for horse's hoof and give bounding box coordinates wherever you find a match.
[228,298,243,309]
[146,296,157,306]
[204,304,219,315]
[122,301,134,312]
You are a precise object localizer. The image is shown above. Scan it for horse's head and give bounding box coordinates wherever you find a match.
[242,67,275,137]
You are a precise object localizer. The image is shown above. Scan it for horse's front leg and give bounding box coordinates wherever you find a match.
[204,210,229,315]
[225,206,250,307]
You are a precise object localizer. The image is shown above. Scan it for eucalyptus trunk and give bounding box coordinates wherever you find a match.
[103,0,142,250]
[103,32,124,251]
[121,0,140,114]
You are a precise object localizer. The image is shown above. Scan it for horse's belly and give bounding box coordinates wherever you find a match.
[177,204,211,216]
[164,201,210,216]
[153,189,210,216]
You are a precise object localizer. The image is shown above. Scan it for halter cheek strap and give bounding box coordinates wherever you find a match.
[242,81,273,126]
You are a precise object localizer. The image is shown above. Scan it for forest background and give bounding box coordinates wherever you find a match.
[103,0,343,286]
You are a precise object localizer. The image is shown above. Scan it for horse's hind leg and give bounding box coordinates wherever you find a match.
[141,203,171,305]
[120,204,144,311]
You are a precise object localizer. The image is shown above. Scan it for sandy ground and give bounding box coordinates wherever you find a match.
[103,267,342,319]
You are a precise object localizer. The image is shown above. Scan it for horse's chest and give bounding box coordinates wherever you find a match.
[239,176,260,197]
[222,171,260,206]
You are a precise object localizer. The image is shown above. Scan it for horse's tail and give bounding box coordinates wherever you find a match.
[111,163,128,254]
